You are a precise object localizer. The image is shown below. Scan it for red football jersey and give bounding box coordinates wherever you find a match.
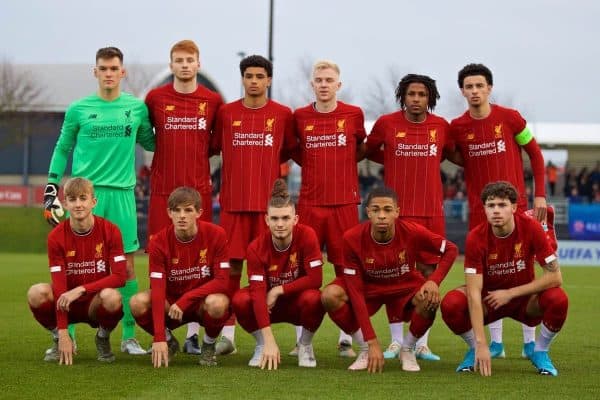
[212,99,295,212]
[342,219,457,340]
[246,224,323,328]
[367,111,450,216]
[148,221,230,341]
[450,105,530,220]
[294,102,366,206]
[464,213,556,292]
[47,216,127,328]
[145,84,223,195]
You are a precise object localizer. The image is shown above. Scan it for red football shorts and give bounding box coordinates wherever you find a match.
[220,211,268,260]
[297,203,359,266]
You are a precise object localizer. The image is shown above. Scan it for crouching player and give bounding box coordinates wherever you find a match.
[441,181,568,376]
[321,187,457,373]
[232,179,325,370]
[28,177,126,364]
[130,187,231,368]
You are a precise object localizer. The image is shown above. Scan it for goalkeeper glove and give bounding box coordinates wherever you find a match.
[43,183,64,227]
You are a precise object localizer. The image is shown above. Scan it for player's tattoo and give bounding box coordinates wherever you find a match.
[544,259,560,272]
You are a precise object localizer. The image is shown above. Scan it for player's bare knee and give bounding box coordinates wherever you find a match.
[99,288,122,311]
[204,293,229,318]
[129,290,151,316]
[27,283,52,307]
[321,284,347,311]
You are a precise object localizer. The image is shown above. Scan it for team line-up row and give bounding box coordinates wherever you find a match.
[34,40,561,376]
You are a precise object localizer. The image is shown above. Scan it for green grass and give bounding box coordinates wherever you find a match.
[2,253,599,399]
[0,207,51,252]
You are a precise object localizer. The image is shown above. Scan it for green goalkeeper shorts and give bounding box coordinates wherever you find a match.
[93,186,139,253]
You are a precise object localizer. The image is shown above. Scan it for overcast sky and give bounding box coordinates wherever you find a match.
[2,0,599,122]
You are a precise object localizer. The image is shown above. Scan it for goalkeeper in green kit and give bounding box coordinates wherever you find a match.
[43,46,155,357]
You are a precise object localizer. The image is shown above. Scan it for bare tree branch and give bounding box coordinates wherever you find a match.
[122,62,155,97]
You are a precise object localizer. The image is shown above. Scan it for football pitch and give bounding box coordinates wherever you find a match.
[1,253,599,400]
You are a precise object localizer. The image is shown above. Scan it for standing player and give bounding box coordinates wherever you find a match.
[211,55,296,354]
[145,39,223,354]
[365,73,452,361]
[44,47,154,355]
[232,179,325,370]
[130,187,231,367]
[448,63,547,358]
[441,181,567,376]
[29,177,127,364]
[292,60,366,357]
[321,187,458,372]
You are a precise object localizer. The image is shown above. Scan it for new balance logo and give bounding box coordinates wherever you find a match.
[88,114,97,119]
[337,133,347,146]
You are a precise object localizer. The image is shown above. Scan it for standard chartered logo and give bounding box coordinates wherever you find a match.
[264,134,274,146]
[516,259,525,271]
[96,259,106,273]
[337,133,347,146]
[201,265,211,278]
[429,143,437,156]
[497,140,506,152]
[197,117,207,130]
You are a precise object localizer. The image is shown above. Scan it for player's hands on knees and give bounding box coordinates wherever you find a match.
[475,343,492,376]
[58,329,74,365]
[57,286,85,312]
[260,341,280,370]
[419,280,440,311]
[152,342,169,368]
[367,339,384,373]
[533,196,547,222]
[168,304,183,321]
[484,289,512,310]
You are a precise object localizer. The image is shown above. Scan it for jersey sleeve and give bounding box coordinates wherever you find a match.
[281,228,323,295]
[354,107,367,143]
[409,223,458,285]
[464,230,485,276]
[148,238,168,342]
[342,235,377,341]
[47,231,69,329]
[530,220,558,267]
[47,103,79,184]
[135,102,155,152]
[81,223,127,294]
[175,229,231,310]
[246,244,271,329]
[507,108,528,141]
[365,117,385,164]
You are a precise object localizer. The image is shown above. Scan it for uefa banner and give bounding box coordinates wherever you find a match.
[557,240,600,266]
[568,204,600,240]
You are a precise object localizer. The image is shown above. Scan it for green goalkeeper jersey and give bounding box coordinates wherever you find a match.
[48,92,155,189]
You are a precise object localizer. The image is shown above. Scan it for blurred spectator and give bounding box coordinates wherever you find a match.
[568,187,584,204]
